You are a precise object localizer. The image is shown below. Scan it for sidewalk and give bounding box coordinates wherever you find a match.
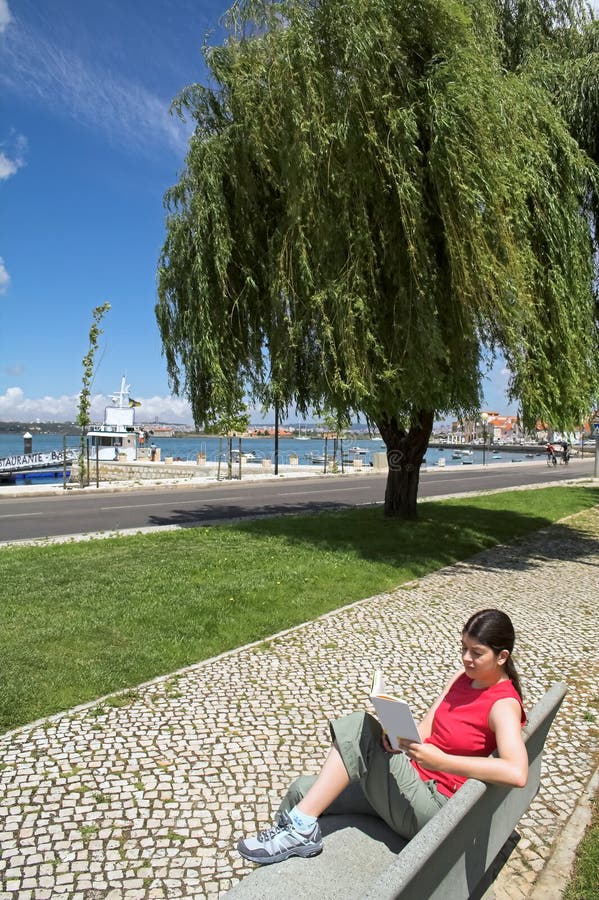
[1,507,598,899]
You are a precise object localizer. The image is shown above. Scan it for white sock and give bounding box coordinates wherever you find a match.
[288,805,317,832]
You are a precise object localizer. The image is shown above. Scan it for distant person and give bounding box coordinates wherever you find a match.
[237,609,527,866]
[561,441,570,464]
[546,443,557,466]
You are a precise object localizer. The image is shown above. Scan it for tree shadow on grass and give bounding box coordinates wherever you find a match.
[145,486,599,578]
[222,487,599,578]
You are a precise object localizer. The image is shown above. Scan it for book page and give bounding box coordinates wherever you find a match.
[370,670,421,749]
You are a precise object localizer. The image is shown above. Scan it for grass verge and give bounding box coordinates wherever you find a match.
[1,484,597,733]
[564,790,599,900]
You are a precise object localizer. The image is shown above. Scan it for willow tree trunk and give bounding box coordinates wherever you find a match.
[378,411,434,518]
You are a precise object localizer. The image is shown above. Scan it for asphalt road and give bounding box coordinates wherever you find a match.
[0,459,594,543]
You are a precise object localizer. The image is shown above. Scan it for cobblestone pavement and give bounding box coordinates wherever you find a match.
[1,509,598,900]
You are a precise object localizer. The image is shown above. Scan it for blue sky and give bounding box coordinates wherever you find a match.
[0,0,515,424]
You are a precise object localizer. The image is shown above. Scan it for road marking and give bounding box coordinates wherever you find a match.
[100,487,367,510]
[100,496,245,511]
[278,485,371,496]
[428,471,534,483]
[71,470,566,513]
[0,512,43,518]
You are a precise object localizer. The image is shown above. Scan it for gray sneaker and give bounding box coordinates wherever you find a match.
[237,811,323,865]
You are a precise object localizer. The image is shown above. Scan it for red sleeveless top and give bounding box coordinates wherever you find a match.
[411,673,525,797]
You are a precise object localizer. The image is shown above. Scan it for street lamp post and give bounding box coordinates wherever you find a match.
[274,400,280,476]
[481,413,489,466]
[594,426,599,478]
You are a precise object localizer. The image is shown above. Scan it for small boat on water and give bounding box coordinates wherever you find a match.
[452,450,463,459]
[304,452,335,465]
[230,449,258,462]
[461,457,474,465]
[492,453,502,459]
[348,446,369,454]
[462,449,474,457]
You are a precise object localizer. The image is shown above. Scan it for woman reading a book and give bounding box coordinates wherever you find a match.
[238,608,527,865]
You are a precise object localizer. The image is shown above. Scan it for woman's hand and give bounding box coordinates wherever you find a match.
[381,732,403,754]
[382,733,447,771]
[398,739,447,771]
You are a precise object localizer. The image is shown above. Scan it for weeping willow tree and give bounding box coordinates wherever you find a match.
[157,0,599,517]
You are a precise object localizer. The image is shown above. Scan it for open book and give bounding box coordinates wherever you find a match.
[370,671,421,750]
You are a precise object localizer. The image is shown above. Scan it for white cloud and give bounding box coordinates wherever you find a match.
[0,131,27,179]
[0,17,189,158]
[0,387,194,424]
[0,257,10,294]
[0,1,11,33]
[0,151,22,179]
[128,393,194,424]
[0,387,78,421]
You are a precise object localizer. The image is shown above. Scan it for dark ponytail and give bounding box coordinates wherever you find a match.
[463,608,523,700]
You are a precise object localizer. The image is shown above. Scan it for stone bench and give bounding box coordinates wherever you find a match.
[226,682,566,900]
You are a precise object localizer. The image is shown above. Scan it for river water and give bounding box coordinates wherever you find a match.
[0,432,536,469]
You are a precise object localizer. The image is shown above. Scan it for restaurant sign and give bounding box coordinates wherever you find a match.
[0,449,79,472]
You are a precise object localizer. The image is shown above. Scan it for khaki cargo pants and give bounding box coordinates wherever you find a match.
[278,711,448,839]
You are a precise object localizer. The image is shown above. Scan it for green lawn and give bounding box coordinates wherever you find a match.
[1,484,597,733]
[564,790,599,900]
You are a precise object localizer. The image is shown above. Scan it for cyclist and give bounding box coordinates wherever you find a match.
[546,443,557,466]
[561,441,570,465]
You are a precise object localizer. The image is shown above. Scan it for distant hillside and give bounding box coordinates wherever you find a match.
[0,421,78,434]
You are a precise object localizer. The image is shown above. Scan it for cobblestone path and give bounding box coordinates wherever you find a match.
[1,509,598,899]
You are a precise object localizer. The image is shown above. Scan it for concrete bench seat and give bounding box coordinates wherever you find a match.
[226,682,566,900]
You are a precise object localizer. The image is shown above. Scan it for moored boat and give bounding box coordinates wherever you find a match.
[230,449,258,462]
[304,451,335,465]
[87,377,140,462]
